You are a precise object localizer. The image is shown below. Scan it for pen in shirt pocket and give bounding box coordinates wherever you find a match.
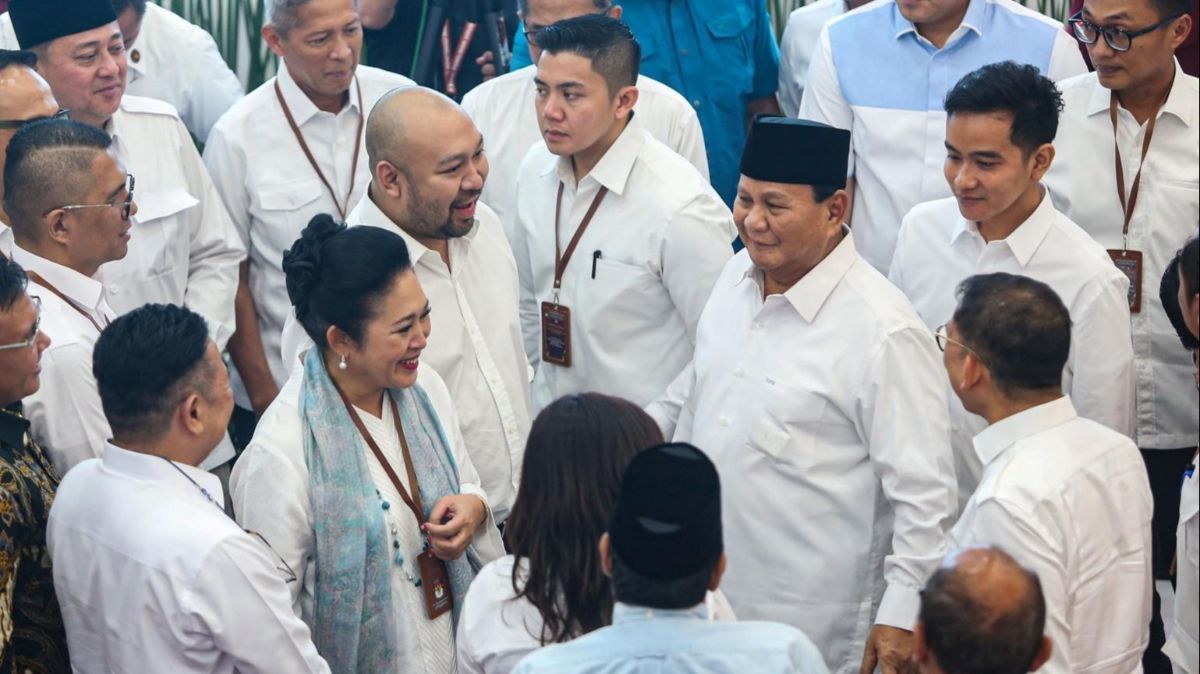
[591,250,602,279]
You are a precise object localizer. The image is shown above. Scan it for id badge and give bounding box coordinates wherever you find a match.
[541,301,572,367]
[417,550,453,620]
[1107,249,1143,313]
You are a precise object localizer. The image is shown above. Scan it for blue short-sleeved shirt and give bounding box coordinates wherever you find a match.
[511,1,781,205]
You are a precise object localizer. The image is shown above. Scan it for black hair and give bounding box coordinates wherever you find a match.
[1161,236,1200,350]
[0,49,37,70]
[283,214,414,349]
[921,552,1047,674]
[1149,0,1192,21]
[93,304,212,443]
[535,14,640,97]
[0,257,29,312]
[944,61,1064,157]
[2,119,113,235]
[610,551,713,610]
[110,0,148,18]
[952,273,1072,397]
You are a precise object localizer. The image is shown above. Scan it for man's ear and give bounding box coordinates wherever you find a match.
[960,350,988,392]
[598,532,614,577]
[614,85,639,121]
[826,189,850,226]
[178,391,205,436]
[1029,143,1055,182]
[375,160,405,200]
[1030,636,1053,671]
[45,210,71,246]
[708,552,726,591]
[262,24,287,59]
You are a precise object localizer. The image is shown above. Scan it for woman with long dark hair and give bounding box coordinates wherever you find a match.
[456,393,732,673]
[231,215,503,673]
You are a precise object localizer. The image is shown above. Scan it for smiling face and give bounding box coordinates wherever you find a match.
[1081,0,1190,93]
[34,23,127,128]
[944,111,1052,230]
[339,270,431,392]
[734,177,847,292]
[265,0,362,111]
[535,50,624,159]
[0,293,51,405]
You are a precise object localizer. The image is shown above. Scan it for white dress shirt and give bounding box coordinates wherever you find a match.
[14,246,115,477]
[279,194,532,522]
[203,64,413,406]
[513,114,736,412]
[889,191,1135,508]
[105,95,245,354]
[230,365,505,673]
[1165,453,1199,673]
[798,0,1085,273]
[47,442,329,674]
[666,233,956,673]
[456,555,737,674]
[462,66,709,238]
[1044,62,1200,450]
[948,396,1153,674]
[777,0,847,118]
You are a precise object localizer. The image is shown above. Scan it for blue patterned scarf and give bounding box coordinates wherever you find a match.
[300,348,477,672]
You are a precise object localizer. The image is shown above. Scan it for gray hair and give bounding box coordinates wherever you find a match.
[266,0,359,36]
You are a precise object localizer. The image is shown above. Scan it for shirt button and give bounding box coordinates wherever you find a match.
[750,322,760,330]
[719,416,731,427]
[680,48,689,56]
[692,99,702,108]
[733,365,745,377]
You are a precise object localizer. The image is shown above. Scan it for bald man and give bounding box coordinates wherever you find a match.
[280,86,531,523]
[916,548,1053,674]
[0,50,61,254]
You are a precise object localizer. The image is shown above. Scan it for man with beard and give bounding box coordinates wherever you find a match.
[280,86,531,523]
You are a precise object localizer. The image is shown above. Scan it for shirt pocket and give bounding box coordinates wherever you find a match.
[129,188,198,276]
[253,177,327,249]
[580,257,663,341]
[702,5,755,106]
[746,384,827,470]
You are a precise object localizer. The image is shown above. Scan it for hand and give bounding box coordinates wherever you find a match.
[249,382,280,421]
[423,494,487,561]
[860,625,916,674]
[475,51,496,80]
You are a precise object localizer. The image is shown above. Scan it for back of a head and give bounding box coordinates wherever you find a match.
[506,392,663,643]
[1161,235,1200,349]
[920,548,1047,674]
[0,256,28,314]
[109,0,148,18]
[535,14,640,96]
[609,442,723,611]
[93,304,211,444]
[283,213,413,350]
[944,61,1064,155]
[952,273,1071,397]
[2,118,112,237]
[0,49,38,73]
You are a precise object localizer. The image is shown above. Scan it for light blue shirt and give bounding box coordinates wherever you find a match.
[511,602,830,674]
[511,1,781,206]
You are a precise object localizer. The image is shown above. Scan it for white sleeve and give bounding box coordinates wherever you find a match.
[798,28,856,175]
[176,118,246,351]
[202,124,253,251]
[179,28,245,144]
[777,13,806,118]
[858,326,957,630]
[887,216,912,293]
[646,360,696,441]
[660,196,736,338]
[23,343,111,476]
[668,106,711,181]
[191,535,330,673]
[512,166,543,370]
[1067,276,1136,438]
[1048,29,1088,82]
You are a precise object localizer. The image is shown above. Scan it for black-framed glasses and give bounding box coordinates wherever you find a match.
[1068,11,1183,52]
[51,173,136,220]
[0,296,41,352]
[0,109,70,131]
[244,530,299,584]
[935,323,986,364]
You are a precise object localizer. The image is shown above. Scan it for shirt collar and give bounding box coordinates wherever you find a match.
[893,0,985,40]
[1087,59,1194,126]
[11,244,106,312]
[347,188,479,265]
[950,186,1056,267]
[551,113,645,196]
[611,601,708,625]
[0,404,30,449]
[101,441,226,508]
[738,226,859,323]
[276,61,363,127]
[972,395,1078,467]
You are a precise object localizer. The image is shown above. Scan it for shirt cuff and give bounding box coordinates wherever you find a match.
[875,583,921,631]
[461,485,505,563]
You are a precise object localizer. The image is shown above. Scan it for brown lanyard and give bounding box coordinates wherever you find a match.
[274,78,365,220]
[1109,91,1166,250]
[335,386,426,527]
[25,270,107,333]
[552,182,609,302]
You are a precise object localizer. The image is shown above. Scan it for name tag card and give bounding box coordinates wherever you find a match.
[541,302,572,366]
[418,550,453,620]
[1108,248,1143,313]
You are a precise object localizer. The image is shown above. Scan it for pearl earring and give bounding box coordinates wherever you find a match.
[338,354,348,370]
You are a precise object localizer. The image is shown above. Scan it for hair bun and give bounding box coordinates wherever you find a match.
[283,214,347,309]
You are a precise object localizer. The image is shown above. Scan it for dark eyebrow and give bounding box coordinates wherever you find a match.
[71,40,104,54]
[436,134,485,167]
[394,302,432,326]
[968,150,1004,160]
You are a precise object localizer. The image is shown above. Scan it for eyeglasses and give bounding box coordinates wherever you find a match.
[244,529,299,584]
[0,296,42,352]
[0,109,71,130]
[935,323,986,364]
[1068,11,1183,52]
[524,6,613,46]
[52,173,136,221]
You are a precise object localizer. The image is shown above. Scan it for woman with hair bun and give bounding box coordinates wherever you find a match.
[231,214,504,674]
